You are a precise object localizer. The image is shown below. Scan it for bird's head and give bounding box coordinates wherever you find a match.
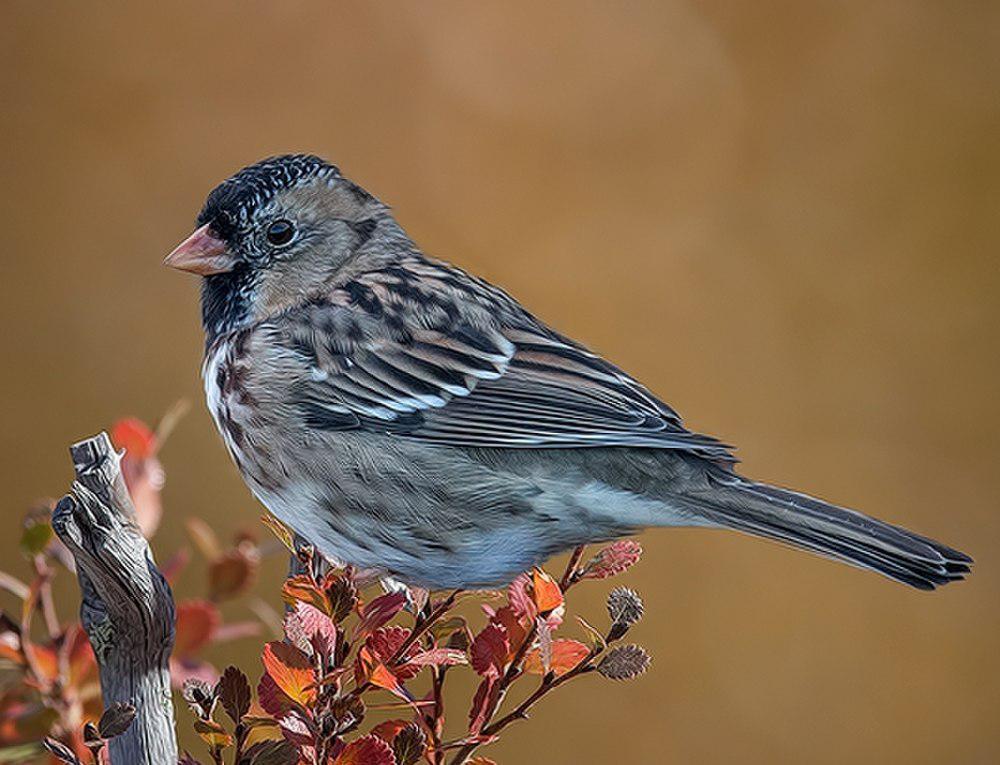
[165,154,389,341]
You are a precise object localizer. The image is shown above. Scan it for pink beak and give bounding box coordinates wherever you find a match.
[163,224,235,275]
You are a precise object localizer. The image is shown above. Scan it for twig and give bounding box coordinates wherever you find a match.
[480,649,599,736]
[348,588,462,700]
[427,664,447,765]
[51,433,178,765]
[389,589,461,664]
[0,570,30,600]
[32,556,61,639]
[448,549,590,764]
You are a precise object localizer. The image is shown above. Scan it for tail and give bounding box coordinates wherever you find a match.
[683,475,972,590]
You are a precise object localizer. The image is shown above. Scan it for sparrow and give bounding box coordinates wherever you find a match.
[165,154,971,590]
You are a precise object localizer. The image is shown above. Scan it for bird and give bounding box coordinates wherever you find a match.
[165,154,971,591]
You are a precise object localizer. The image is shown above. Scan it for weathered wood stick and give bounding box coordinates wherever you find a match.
[51,432,178,765]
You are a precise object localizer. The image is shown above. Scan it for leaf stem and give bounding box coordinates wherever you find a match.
[559,545,587,591]
[388,589,461,665]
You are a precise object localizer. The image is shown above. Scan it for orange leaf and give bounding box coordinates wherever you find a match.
[30,643,59,684]
[174,600,220,656]
[356,646,409,701]
[370,663,406,696]
[282,575,331,616]
[261,641,315,706]
[523,639,590,677]
[370,719,410,742]
[531,568,564,613]
[193,718,232,748]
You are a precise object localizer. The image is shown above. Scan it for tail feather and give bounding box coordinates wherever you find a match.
[686,477,972,590]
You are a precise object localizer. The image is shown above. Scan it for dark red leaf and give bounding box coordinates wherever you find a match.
[359,627,420,682]
[355,591,408,638]
[391,723,426,765]
[257,672,294,718]
[216,665,252,723]
[209,548,259,601]
[98,701,136,738]
[470,624,508,679]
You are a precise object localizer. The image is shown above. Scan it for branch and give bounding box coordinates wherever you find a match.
[50,433,178,765]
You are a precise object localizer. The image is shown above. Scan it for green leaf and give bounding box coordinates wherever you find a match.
[20,519,52,557]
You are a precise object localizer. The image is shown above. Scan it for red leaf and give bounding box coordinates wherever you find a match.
[174,600,220,656]
[355,591,408,638]
[262,641,316,706]
[333,734,395,765]
[580,540,642,579]
[470,624,508,679]
[29,643,58,685]
[506,573,535,621]
[523,639,590,677]
[355,626,421,685]
[468,677,497,735]
[284,602,337,660]
[111,418,157,461]
[112,418,165,538]
[486,606,527,659]
[406,647,468,668]
[65,625,97,688]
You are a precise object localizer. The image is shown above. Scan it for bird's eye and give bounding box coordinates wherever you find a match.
[265,219,295,246]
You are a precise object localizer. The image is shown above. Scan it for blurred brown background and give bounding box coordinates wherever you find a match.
[2,1,998,762]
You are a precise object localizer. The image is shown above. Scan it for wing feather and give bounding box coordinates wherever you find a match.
[273,268,734,461]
